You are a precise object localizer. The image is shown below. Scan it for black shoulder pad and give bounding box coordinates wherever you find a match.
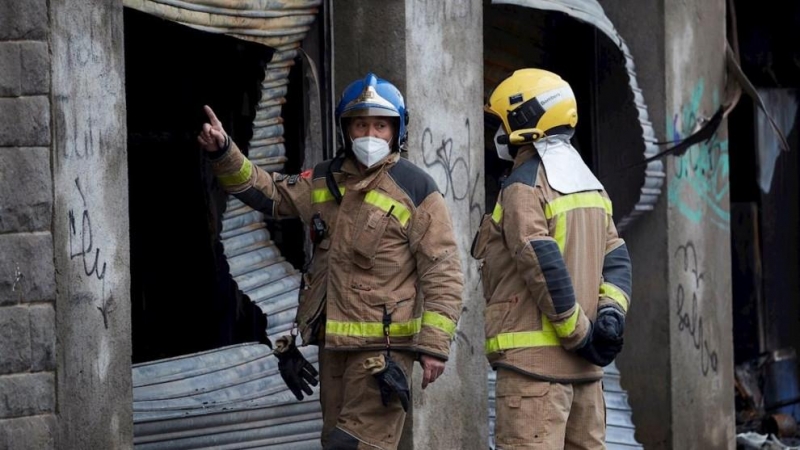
[313,157,344,180]
[388,158,440,207]
[503,155,540,190]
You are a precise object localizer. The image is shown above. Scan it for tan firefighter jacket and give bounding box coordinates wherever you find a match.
[210,141,464,360]
[471,146,631,382]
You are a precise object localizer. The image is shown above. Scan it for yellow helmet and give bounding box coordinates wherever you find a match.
[485,69,578,145]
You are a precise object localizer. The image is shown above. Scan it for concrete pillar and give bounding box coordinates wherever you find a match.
[334,1,487,448]
[50,1,132,448]
[664,0,734,448]
[605,0,735,447]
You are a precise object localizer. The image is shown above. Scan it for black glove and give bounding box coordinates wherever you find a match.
[274,335,319,401]
[364,354,410,412]
[575,307,625,367]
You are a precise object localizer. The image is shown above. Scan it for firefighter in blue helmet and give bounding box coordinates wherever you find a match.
[199,73,464,450]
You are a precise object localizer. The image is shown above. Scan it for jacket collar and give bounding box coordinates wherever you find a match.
[341,152,401,191]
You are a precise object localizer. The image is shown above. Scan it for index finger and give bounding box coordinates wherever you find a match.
[204,105,222,127]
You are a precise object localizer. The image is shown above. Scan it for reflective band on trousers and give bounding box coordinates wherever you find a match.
[600,282,629,312]
[218,158,253,187]
[365,190,411,226]
[326,311,456,338]
[312,187,346,204]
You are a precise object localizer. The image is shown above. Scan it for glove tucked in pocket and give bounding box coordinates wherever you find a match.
[364,353,411,412]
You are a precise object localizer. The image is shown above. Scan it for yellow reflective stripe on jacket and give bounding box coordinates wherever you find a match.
[491,202,503,223]
[312,187,346,204]
[218,158,253,187]
[422,311,456,337]
[365,190,411,226]
[326,317,422,338]
[544,192,613,219]
[551,308,580,338]
[600,282,629,312]
[553,214,566,253]
[485,330,560,353]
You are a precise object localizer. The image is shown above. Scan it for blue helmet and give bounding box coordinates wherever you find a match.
[335,73,408,151]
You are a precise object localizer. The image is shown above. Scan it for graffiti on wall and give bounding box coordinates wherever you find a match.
[674,241,719,377]
[420,117,483,234]
[667,79,730,231]
[68,177,115,329]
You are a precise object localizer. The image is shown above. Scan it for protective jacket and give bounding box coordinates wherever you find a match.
[472,146,631,382]
[211,142,463,360]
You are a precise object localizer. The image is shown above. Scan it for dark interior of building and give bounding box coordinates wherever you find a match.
[729,0,800,435]
[124,8,306,363]
[482,3,645,222]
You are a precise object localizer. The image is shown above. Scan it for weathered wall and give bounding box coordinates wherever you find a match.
[599,0,673,448]
[333,1,486,448]
[333,0,407,97]
[403,0,485,449]
[0,0,58,448]
[50,1,132,448]
[664,0,735,448]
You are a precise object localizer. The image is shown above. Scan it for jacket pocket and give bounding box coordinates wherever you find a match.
[484,298,512,342]
[353,209,390,270]
[358,286,417,344]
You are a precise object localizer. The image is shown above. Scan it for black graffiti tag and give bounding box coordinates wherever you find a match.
[68,177,114,328]
[420,118,482,232]
[675,241,719,376]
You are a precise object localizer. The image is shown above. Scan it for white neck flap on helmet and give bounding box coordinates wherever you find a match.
[534,136,603,195]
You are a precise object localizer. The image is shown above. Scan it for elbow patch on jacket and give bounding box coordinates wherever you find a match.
[235,187,275,217]
[603,244,632,297]
[531,240,576,314]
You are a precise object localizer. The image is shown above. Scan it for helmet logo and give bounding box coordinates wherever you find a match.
[357,86,377,102]
[538,92,562,108]
[508,93,524,105]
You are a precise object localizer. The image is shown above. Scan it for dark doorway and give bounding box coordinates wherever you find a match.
[125,8,278,363]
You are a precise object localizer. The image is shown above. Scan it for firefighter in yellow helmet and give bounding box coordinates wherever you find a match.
[473,68,632,449]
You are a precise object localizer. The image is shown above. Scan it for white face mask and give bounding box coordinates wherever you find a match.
[351,136,392,168]
[494,126,514,162]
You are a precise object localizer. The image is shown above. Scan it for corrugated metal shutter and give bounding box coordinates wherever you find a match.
[130,1,323,448]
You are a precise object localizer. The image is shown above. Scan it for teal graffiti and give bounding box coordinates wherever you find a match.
[667,79,730,231]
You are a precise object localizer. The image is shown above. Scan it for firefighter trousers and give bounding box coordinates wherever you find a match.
[495,368,606,450]
[320,347,415,450]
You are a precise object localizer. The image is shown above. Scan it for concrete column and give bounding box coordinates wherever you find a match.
[50,1,132,448]
[0,0,58,448]
[605,0,735,447]
[334,1,486,448]
[664,0,735,448]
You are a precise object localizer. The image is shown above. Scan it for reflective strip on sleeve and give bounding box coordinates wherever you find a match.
[551,308,579,338]
[326,317,422,338]
[491,202,503,223]
[544,192,612,219]
[485,330,560,353]
[312,187,346,204]
[365,190,411,226]
[600,282,629,312]
[422,311,457,337]
[218,158,253,187]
